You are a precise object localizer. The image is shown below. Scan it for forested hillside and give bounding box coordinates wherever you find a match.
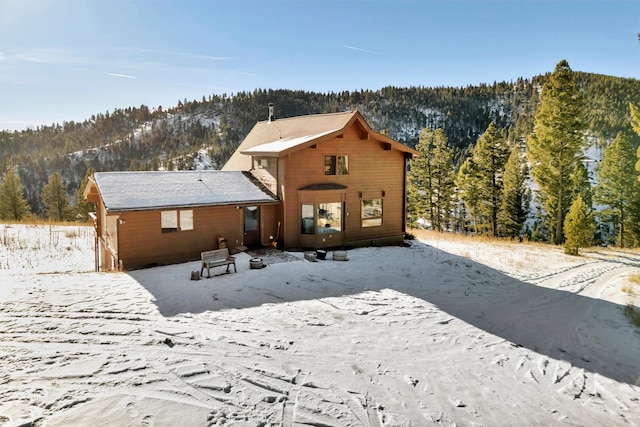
[0,71,639,216]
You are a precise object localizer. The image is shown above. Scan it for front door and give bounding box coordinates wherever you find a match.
[244,206,259,247]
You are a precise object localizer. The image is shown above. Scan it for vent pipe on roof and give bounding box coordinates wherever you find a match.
[268,103,275,123]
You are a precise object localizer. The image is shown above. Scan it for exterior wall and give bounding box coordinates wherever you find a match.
[259,204,278,246]
[251,157,278,194]
[281,122,408,249]
[113,204,271,270]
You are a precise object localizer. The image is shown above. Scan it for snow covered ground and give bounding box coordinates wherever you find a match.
[1,224,639,426]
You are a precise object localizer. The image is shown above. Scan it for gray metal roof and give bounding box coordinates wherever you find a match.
[94,170,279,212]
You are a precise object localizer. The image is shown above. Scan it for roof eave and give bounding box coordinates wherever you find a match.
[104,198,281,214]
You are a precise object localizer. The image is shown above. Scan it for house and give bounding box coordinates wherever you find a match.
[83,171,279,271]
[85,108,418,271]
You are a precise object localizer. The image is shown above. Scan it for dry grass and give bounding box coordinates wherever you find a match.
[622,274,640,296]
[628,274,640,286]
[408,228,549,248]
[0,218,92,227]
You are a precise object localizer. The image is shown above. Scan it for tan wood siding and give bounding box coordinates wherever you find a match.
[281,122,407,248]
[115,205,249,270]
[251,157,278,194]
[259,204,277,246]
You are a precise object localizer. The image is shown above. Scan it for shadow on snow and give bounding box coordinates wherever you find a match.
[128,241,640,386]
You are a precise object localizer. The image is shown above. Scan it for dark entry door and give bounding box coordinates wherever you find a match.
[244,206,259,247]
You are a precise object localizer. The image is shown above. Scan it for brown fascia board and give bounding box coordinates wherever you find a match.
[82,175,98,200]
[351,113,419,157]
[104,199,281,215]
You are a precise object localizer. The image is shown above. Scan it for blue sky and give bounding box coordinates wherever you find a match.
[0,0,638,131]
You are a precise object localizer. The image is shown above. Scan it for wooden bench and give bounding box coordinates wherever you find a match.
[200,248,237,278]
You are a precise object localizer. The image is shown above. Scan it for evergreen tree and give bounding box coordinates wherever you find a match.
[527,60,585,244]
[630,102,640,140]
[570,162,593,210]
[408,128,456,232]
[41,172,71,221]
[471,122,510,236]
[499,146,530,238]
[595,132,638,247]
[74,167,95,221]
[630,103,640,175]
[563,195,595,255]
[456,157,482,234]
[0,169,31,221]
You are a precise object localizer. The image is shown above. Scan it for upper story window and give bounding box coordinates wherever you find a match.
[325,155,349,175]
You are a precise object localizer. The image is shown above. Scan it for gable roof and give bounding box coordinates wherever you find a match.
[222,110,418,171]
[92,171,278,213]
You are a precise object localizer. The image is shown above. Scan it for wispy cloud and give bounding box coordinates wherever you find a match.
[106,73,136,79]
[11,48,77,64]
[343,45,377,54]
[124,48,233,61]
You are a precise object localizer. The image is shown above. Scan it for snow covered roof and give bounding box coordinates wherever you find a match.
[241,129,339,156]
[223,111,359,171]
[93,171,279,212]
[223,110,418,171]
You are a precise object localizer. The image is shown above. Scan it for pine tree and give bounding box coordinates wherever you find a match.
[595,132,638,247]
[630,103,640,175]
[471,122,510,236]
[630,102,640,140]
[527,60,585,244]
[499,146,530,238]
[74,167,95,221]
[408,128,456,232]
[570,162,593,210]
[456,157,482,234]
[563,195,595,255]
[0,169,31,221]
[41,172,71,221]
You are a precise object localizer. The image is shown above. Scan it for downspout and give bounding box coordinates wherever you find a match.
[89,212,99,272]
[116,215,123,271]
[402,154,409,233]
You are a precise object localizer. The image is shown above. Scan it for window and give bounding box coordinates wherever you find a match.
[361,199,382,227]
[301,204,315,234]
[258,158,269,168]
[301,202,343,234]
[161,210,193,233]
[180,210,193,231]
[161,211,178,233]
[324,155,348,175]
[317,202,341,233]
